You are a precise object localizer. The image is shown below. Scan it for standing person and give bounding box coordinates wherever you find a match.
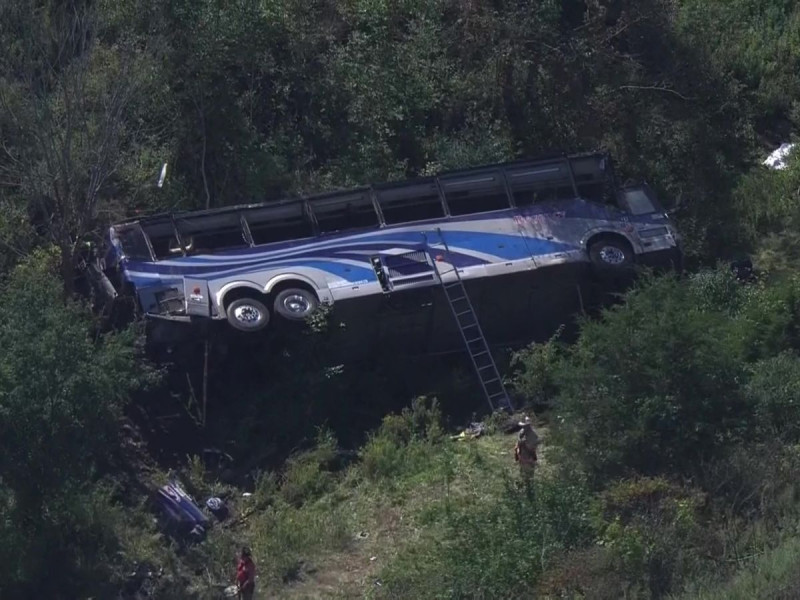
[514,417,539,480]
[235,547,256,600]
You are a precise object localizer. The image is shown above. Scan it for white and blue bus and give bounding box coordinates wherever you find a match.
[100,152,681,333]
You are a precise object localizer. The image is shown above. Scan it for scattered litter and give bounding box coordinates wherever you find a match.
[356,531,369,539]
[375,580,383,586]
[242,492,253,498]
[154,478,209,541]
[189,524,206,540]
[764,143,796,170]
[451,421,486,441]
[206,496,229,520]
[370,556,377,562]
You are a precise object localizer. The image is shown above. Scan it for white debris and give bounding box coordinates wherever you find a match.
[763,143,796,170]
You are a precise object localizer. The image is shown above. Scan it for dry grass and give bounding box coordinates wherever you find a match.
[272,427,550,599]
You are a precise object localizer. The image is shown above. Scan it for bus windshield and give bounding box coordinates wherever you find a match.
[619,187,661,216]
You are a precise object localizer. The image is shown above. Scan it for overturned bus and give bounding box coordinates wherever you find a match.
[94,151,681,342]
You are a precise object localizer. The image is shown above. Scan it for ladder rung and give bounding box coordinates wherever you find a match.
[472,350,489,358]
[482,377,500,385]
[466,338,483,344]
[460,323,478,330]
[449,294,467,302]
[455,310,472,317]
[477,364,495,371]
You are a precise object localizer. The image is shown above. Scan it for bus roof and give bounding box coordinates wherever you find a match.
[114,150,611,228]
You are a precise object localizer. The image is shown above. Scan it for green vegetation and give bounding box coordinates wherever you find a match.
[2,0,800,598]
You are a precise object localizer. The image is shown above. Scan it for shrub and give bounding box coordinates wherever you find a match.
[733,151,800,241]
[279,428,339,507]
[595,477,708,597]
[554,274,750,480]
[536,546,628,600]
[510,325,566,409]
[732,276,800,362]
[0,249,152,598]
[375,475,596,599]
[698,443,800,523]
[677,535,800,600]
[745,352,800,441]
[359,396,443,481]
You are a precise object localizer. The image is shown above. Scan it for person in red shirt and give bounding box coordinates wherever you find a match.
[235,546,256,600]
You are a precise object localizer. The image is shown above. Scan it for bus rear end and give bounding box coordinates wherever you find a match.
[101,223,208,322]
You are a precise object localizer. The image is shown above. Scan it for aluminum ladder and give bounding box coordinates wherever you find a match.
[428,229,514,413]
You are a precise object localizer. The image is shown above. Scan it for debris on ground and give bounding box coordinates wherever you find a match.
[764,142,796,170]
[451,421,487,440]
[153,478,210,541]
[206,496,229,520]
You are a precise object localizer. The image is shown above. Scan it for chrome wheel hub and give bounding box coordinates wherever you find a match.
[599,246,626,265]
[282,294,310,315]
[233,304,261,323]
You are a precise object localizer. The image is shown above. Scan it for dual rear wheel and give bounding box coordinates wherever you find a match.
[225,239,631,332]
[225,287,319,332]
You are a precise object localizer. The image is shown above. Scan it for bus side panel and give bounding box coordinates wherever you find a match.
[522,197,630,263]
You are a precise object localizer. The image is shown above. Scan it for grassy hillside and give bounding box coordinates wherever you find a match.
[2,1,800,598]
[136,405,575,599]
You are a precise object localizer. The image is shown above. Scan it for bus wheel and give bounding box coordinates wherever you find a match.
[226,297,270,332]
[273,288,319,321]
[588,237,633,270]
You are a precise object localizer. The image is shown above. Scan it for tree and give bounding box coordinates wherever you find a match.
[0,1,163,292]
[0,247,153,597]
[553,273,750,480]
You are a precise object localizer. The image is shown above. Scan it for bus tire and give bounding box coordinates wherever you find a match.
[273,287,319,321]
[226,297,270,332]
[588,236,633,270]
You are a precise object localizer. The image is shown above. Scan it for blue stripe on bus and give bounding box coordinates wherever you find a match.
[123,246,495,290]
[121,230,497,273]
[120,229,576,282]
[158,231,567,268]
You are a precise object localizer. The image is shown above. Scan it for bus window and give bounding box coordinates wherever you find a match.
[505,161,574,206]
[440,171,510,216]
[115,225,152,261]
[377,181,444,224]
[309,191,379,234]
[175,213,248,254]
[141,221,180,260]
[571,155,610,202]
[245,202,314,245]
[575,178,607,202]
